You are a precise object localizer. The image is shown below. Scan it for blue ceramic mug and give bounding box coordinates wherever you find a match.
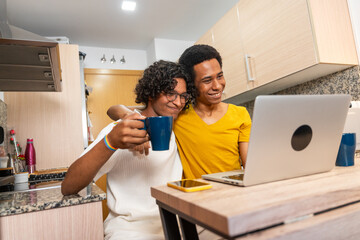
[336,133,356,167]
[139,116,173,151]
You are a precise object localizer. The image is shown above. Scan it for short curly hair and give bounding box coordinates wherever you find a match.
[179,44,222,80]
[135,60,193,109]
[178,44,222,104]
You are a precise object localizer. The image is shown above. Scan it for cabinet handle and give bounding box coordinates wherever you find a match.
[245,54,255,81]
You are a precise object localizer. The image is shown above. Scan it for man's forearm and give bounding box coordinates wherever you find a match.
[61,141,113,195]
[239,142,249,168]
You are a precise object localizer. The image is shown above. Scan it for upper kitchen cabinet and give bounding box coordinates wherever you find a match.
[237,0,316,91]
[232,0,358,104]
[196,0,358,104]
[0,39,62,92]
[211,5,250,99]
[5,44,83,170]
[195,5,250,99]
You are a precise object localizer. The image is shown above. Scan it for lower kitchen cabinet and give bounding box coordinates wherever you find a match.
[0,201,103,240]
[0,183,106,240]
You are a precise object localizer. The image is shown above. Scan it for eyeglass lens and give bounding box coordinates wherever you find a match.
[167,92,189,102]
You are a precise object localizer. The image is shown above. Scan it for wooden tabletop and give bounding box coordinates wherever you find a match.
[151,161,360,237]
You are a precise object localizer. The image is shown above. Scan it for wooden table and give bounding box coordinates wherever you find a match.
[151,161,360,239]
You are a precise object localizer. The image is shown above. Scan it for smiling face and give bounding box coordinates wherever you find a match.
[146,78,187,120]
[193,58,225,106]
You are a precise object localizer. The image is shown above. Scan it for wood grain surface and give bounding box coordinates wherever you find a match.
[152,161,360,237]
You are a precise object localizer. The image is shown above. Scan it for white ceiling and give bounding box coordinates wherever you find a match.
[6,0,239,50]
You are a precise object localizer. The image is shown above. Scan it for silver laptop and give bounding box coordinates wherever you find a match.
[202,95,351,187]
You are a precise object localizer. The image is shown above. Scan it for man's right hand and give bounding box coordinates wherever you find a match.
[106,113,149,150]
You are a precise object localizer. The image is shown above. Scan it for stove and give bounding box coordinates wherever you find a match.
[0,170,67,194]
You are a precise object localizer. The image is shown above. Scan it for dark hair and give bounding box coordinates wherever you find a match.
[179,44,222,79]
[135,60,193,109]
[178,44,222,104]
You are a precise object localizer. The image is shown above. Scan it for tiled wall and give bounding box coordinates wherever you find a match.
[242,66,360,117]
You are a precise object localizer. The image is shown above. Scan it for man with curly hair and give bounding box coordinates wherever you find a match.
[62,60,191,240]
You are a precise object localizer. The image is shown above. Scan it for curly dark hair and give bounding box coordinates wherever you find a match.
[135,60,193,109]
[178,44,222,104]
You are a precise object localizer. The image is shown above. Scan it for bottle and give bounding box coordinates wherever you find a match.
[25,138,36,173]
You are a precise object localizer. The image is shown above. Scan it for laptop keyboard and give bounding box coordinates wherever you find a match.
[223,174,244,181]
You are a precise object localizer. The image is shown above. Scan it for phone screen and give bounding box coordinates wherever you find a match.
[171,180,210,188]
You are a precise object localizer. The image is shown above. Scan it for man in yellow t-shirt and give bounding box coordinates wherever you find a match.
[174,104,251,179]
[175,44,251,179]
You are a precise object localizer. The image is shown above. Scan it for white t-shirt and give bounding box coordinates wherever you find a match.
[82,121,183,240]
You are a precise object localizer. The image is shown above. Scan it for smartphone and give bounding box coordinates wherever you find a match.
[167,179,212,192]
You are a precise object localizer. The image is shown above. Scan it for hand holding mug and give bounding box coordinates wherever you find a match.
[107,114,149,150]
[139,116,173,151]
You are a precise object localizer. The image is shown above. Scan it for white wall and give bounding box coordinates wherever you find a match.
[0,92,3,101]
[79,46,147,70]
[151,38,194,64]
[146,40,157,67]
[79,38,194,70]
[348,0,360,62]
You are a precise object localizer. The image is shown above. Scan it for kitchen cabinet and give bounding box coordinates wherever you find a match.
[0,183,105,240]
[1,202,103,240]
[0,39,62,92]
[4,44,84,170]
[195,6,252,99]
[211,5,251,100]
[196,0,358,104]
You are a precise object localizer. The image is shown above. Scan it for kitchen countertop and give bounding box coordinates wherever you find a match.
[0,182,106,217]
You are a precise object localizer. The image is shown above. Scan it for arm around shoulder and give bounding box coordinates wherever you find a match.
[107,104,135,121]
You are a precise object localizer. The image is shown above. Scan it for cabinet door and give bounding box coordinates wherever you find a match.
[211,4,248,99]
[309,0,358,65]
[5,44,84,170]
[238,0,317,88]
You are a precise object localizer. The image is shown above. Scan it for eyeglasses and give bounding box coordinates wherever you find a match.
[165,91,190,103]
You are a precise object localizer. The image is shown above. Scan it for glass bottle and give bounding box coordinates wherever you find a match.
[25,138,36,173]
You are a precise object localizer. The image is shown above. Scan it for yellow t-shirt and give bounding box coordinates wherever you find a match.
[174,104,252,179]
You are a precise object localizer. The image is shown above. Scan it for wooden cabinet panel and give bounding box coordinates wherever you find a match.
[212,5,249,99]
[195,0,358,104]
[238,0,316,88]
[4,44,84,170]
[309,0,358,64]
[0,202,103,240]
